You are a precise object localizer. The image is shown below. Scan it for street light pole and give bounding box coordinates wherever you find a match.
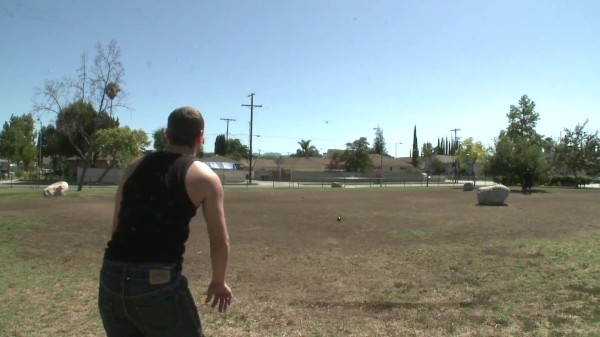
[395,142,403,158]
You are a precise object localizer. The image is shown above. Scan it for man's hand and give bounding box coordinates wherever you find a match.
[205,282,233,312]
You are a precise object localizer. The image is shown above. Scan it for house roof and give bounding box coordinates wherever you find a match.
[200,155,238,164]
[433,155,456,164]
[370,154,414,168]
[239,158,279,170]
[277,157,331,171]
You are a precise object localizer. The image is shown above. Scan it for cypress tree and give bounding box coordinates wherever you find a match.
[411,125,419,167]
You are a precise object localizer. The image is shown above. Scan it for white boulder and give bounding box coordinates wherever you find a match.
[44,181,69,197]
[463,182,474,191]
[477,184,510,206]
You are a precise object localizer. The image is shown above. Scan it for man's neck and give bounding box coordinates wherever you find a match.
[164,144,197,156]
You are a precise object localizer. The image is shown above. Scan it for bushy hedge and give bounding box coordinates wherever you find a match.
[547,175,593,186]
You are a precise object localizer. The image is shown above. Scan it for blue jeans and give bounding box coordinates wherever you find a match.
[98,259,204,337]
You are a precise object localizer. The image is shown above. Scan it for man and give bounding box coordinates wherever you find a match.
[523,168,533,194]
[98,107,232,337]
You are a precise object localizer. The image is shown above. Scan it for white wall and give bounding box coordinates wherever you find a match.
[77,168,123,185]
[77,167,246,185]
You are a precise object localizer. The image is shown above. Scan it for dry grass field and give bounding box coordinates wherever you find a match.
[1,186,599,336]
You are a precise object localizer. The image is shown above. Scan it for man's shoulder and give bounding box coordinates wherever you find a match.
[185,161,222,206]
[187,161,221,185]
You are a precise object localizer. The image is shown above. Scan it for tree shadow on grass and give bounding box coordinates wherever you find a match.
[508,188,549,194]
[475,203,509,207]
[568,284,600,296]
[290,299,477,312]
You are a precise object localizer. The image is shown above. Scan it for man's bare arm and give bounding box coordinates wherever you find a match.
[186,162,232,312]
[202,174,229,284]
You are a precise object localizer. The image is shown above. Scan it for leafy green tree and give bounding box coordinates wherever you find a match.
[294,139,320,158]
[506,95,542,144]
[485,133,549,185]
[38,124,73,176]
[342,137,373,172]
[554,120,600,188]
[485,95,547,185]
[0,114,37,169]
[152,127,168,151]
[421,142,434,173]
[429,157,447,175]
[214,134,227,156]
[55,100,119,162]
[421,142,434,158]
[456,137,487,185]
[95,127,150,183]
[372,126,387,155]
[226,138,249,161]
[34,40,126,191]
[327,150,344,170]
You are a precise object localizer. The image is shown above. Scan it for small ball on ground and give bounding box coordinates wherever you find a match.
[337,216,341,222]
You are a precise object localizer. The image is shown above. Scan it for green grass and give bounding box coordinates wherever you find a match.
[1,187,599,336]
[0,218,102,337]
[0,219,40,232]
[393,229,431,238]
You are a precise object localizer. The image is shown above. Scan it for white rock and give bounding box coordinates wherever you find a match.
[477,184,510,205]
[463,182,474,191]
[44,181,69,197]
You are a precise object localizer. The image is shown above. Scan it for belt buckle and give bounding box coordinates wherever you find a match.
[149,269,171,285]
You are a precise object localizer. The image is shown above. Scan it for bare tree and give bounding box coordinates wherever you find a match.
[34,40,127,191]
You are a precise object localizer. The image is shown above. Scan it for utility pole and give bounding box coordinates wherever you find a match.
[242,93,262,184]
[450,128,461,183]
[220,118,236,142]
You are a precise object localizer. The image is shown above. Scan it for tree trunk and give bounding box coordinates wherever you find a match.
[77,149,94,191]
[96,162,116,184]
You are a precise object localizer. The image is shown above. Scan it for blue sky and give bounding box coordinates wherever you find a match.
[2,0,599,157]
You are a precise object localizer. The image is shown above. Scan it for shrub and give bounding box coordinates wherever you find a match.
[547,175,592,186]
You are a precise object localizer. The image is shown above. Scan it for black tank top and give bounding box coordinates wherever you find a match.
[104,151,198,271]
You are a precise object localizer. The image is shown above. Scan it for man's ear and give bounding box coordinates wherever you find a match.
[196,131,204,145]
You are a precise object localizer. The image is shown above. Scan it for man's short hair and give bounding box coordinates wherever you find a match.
[167,107,204,147]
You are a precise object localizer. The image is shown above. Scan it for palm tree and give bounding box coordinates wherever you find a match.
[297,139,319,158]
[104,82,120,115]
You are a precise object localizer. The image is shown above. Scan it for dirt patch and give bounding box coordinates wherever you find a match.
[2,186,599,336]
